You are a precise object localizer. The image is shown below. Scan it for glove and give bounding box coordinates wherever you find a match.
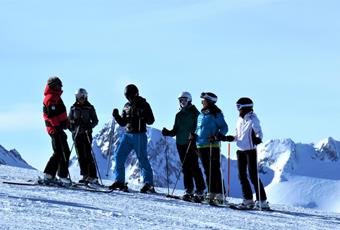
[162,128,171,136]
[208,135,216,143]
[188,133,197,141]
[225,135,235,142]
[112,108,119,118]
[214,132,226,141]
[253,137,262,145]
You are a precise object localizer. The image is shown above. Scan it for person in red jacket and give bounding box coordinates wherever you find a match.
[42,77,71,185]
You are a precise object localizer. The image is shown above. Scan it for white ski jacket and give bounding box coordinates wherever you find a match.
[233,111,263,151]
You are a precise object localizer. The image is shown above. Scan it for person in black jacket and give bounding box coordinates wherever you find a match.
[109,84,155,193]
[68,88,99,184]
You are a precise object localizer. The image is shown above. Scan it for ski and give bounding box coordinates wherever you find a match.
[226,203,274,212]
[2,180,113,193]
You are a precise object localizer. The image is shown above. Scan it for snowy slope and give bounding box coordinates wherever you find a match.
[1,165,340,230]
[258,138,340,213]
[0,145,34,169]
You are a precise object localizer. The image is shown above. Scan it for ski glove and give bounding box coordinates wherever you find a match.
[214,132,226,141]
[225,135,235,142]
[161,128,171,136]
[112,108,120,118]
[188,133,197,141]
[253,137,262,145]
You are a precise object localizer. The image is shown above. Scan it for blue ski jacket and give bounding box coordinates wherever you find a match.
[195,106,228,148]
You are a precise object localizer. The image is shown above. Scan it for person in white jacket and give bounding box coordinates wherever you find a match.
[216,97,269,209]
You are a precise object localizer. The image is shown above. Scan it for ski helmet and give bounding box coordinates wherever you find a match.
[236,97,253,110]
[124,84,139,100]
[47,76,62,89]
[178,91,192,101]
[200,92,217,103]
[178,91,192,108]
[75,88,88,100]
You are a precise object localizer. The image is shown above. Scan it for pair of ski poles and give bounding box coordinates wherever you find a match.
[64,125,104,185]
[164,137,232,200]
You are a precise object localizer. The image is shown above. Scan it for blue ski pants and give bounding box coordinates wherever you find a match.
[114,132,154,185]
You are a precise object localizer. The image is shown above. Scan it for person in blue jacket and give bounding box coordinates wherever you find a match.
[190,92,228,204]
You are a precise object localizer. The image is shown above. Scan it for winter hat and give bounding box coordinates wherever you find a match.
[200,92,217,103]
[236,97,253,110]
[47,77,62,88]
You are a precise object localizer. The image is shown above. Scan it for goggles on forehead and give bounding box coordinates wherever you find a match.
[200,92,217,102]
[236,103,253,110]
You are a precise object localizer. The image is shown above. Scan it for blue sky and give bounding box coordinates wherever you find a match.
[0,0,339,170]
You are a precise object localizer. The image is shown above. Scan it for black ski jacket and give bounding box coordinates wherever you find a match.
[115,96,155,133]
[68,100,99,135]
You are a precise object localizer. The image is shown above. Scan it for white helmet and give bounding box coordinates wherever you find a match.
[178,91,192,108]
[75,88,88,100]
[178,91,192,101]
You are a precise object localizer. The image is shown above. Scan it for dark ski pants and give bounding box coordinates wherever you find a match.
[198,147,224,194]
[237,149,267,201]
[177,143,205,193]
[74,133,97,179]
[44,130,71,178]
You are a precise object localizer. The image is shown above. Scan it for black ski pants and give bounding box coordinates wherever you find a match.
[177,143,205,193]
[237,149,267,201]
[198,147,224,194]
[74,132,97,179]
[44,130,71,178]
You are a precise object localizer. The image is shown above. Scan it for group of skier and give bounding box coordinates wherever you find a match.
[42,76,269,209]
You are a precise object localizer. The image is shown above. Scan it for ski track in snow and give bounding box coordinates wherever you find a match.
[1,166,340,230]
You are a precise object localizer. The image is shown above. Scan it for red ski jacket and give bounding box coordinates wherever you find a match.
[43,84,68,134]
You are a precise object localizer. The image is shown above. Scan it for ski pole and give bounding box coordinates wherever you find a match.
[70,126,80,158]
[256,147,262,211]
[170,139,192,197]
[85,131,103,186]
[227,143,230,197]
[219,143,225,205]
[209,142,212,196]
[105,119,115,177]
[164,137,170,195]
[57,130,73,183]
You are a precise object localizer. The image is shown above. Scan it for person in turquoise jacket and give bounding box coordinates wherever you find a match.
[191,92,228,204]
[162,92,206,201]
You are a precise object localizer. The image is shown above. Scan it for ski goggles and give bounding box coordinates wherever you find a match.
[178,97,189,103]
[236,103,253,110]
[200,92,217,102]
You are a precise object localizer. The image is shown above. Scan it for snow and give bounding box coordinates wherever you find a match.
[1,165,340,230]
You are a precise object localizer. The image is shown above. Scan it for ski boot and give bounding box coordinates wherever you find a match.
[38,173,58,186]
[140,183,156,194]
[254,200,270,210]
[109,181,129,192]
[78,176,88,184]
[59,177,72,187]
[192,191,205,203]
[182,189,194,202]
[235,199,255,210]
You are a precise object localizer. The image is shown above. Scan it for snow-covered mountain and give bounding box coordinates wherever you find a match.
[0,145,34,169]
[258,138,340,212]
[69,119,340,213]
